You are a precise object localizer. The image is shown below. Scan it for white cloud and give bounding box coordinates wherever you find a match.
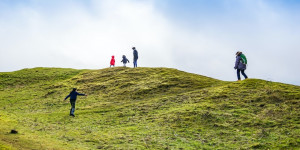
[0,0,174,71]
[0,0,299,85]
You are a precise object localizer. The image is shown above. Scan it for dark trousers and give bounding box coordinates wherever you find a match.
[70,99,76,115]
[237,69,248,80]
[133,59,138,68]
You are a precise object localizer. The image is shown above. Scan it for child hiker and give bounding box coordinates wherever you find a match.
[234,51,248,81]
[121,55,130,67]
[110,55,115,67]
[64,88,87,117]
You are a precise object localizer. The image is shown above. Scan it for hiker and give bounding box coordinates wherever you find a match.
[121,55,130,67]
[132,47,138,68]
[64,88,87,117]
[110,55,115,67]
[234,51,248,81]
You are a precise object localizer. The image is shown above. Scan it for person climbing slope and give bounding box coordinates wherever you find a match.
[110,55,115,67]
[132,47,138,68]
[64,88,87,117]
[234,51,248,81]
[121,55,130,67]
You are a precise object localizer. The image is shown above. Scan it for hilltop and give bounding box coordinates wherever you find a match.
[0,67,299,149]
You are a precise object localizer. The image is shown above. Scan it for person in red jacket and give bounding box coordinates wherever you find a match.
[110,55,115,67]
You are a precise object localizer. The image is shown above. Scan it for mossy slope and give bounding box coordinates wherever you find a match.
[0,67,299,149]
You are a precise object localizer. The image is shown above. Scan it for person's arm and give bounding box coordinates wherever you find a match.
[64,94,70,100]
[134,51,138,59]
[76,92,87,96]
[234,56,240,69]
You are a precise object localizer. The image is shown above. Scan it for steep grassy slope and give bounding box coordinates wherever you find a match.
[0,67,299,149]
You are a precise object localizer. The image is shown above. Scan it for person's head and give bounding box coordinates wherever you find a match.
[132,47,136,50]
[112,55,114,58]
[72,88,77,92]
[123,55,126,58]
[236,51,242,56]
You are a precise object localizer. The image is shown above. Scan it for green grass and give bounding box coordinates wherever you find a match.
[0,67,299,149]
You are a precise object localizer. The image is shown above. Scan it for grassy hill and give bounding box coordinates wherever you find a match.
[0,67,299,149]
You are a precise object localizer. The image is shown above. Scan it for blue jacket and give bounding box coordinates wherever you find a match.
[65,91,85,100]
[121,56,129,64]
[133,50,138,60]
[235,56,247,70]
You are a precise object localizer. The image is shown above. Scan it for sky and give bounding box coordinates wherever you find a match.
[0,0,300,85]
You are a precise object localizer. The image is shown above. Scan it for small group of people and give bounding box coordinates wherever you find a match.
[64,51,248,117]
[110,47,139,68]
[63,47,139,117]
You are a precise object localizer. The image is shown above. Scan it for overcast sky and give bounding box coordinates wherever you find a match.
[0,0,300,85]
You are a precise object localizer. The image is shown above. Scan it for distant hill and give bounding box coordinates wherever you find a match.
[0,67,299,149]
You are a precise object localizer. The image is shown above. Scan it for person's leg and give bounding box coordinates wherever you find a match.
[241,70,248,79]
[237,69,241,80]
[134,59,138,68]
[69,105,72,115]
[133,60,135,68]
[70,100,76,116]
[69,100,72,115]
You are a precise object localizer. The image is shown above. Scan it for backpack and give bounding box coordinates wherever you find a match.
[240,54,247,64]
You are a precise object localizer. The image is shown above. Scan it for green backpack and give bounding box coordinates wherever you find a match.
[240,54,247,64]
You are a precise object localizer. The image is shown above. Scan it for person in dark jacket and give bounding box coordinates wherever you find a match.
[64,88,87,117]
[121,55,130,67]
[132,47,138,68]
[234,51,248,81]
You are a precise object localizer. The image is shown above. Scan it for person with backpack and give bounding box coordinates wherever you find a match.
[64,88,87,117]
[234,51,248,81]
[121,55,130,67]
[110,55,115,67]
[132,47,138,68]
